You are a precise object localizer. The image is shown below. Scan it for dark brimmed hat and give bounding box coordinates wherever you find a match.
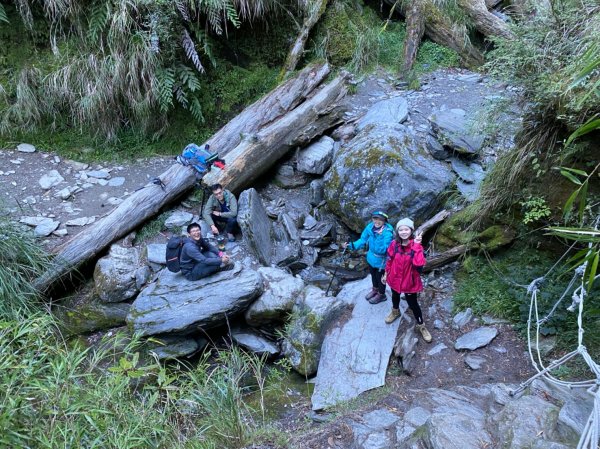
[371,210,389,221]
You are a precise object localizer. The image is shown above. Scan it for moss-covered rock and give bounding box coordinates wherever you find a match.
[436,207,515,251]
[324,121,455,233]
[281,285,345,376]
[53,288,131,336]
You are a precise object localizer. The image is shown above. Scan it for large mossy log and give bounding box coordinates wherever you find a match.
[35,63,347,293]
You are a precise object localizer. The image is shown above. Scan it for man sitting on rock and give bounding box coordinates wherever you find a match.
[180,222,233,281]
[202,183,239,242]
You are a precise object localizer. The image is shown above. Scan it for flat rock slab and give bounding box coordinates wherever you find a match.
[127,264,263,336]
[231,328,279,356]
[455,326,498,350]
[311,277,401,410]
[356,96,409,131]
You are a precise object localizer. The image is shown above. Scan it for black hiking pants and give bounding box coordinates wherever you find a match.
[211,214,238,234]
[369,265,386,294]
[391,290,423,324]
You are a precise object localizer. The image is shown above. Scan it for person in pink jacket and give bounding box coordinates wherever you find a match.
[382,218,432,343]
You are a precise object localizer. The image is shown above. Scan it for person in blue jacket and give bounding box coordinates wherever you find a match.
[343,210,394,304]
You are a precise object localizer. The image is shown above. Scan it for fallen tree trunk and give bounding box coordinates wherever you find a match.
[35,63,341,293]
[420,3,485,67]
[402,0,425,74]
[416,210,451,236]
[422,243,475,272]
[280,0,328,79]
[386,0,485,68]
[203,73,349,192]
[457,0,514,40]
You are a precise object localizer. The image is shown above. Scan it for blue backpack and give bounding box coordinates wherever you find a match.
[176,144,225,175]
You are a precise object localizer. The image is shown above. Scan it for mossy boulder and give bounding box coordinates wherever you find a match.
[281,285,345,376]
[94,244,147,303]
[53,289,130,336]
[324,122,455,232]
[436,208,515,251]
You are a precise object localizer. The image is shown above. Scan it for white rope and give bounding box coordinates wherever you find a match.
[513,239,600,449]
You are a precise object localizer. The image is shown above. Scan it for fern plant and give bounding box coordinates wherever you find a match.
[2,0,284,141]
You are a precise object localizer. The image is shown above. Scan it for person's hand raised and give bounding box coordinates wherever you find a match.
[414,232,423,244]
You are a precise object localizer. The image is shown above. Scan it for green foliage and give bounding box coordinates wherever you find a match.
[486,0,600,132]
[472,0,599,226]
[454,246,600,359]
[520,196,552,225]
[0,0,286,142]
[0,213,50,320]
[199,63,279,125]
[133,211,170,245]
[0,311,287,449]
[310,3,458,75]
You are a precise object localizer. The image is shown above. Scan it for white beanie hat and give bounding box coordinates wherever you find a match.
[396,218,414,231]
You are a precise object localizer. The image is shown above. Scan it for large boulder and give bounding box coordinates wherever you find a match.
[324,122,455,232]
[297,136,335,175]
[489,395,560,448]
[245,267,306,326]
[428,108,485,155]
[127,264,263,336]
[94,244,146,303]
[237,188,273,265]
[53,290,130,336]
[282,285,345,376]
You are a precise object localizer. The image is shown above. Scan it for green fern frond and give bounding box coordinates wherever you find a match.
[176,64,201,92]
[157,68,175,113]
[181,29,205,73]
[189,96,204,123]
[87,1,111,44]
[174,85,188,107]
[175,0,190,21]
[0,4,9,23]
[225,1,241,28]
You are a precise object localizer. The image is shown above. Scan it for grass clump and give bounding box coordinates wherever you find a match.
[0,313,288,448]
[0,213,51,319]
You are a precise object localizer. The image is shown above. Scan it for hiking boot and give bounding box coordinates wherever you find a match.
[385,308,400,324]
[416,324,432,343]
[365,288,378,300]
[368,293,387,304]
[219,262,235,272]
[227,233,236,242]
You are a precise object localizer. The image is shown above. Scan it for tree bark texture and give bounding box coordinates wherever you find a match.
[402,0,426,74]
[35,63,343,293]
[281,0,328,79]
[202,73,349,192]
[457,0,514,40]
[422,244,475,273]
[415,210,451,236]
[385,0,485,68]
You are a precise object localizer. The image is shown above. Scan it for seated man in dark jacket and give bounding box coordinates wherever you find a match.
[179,223,233,281]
